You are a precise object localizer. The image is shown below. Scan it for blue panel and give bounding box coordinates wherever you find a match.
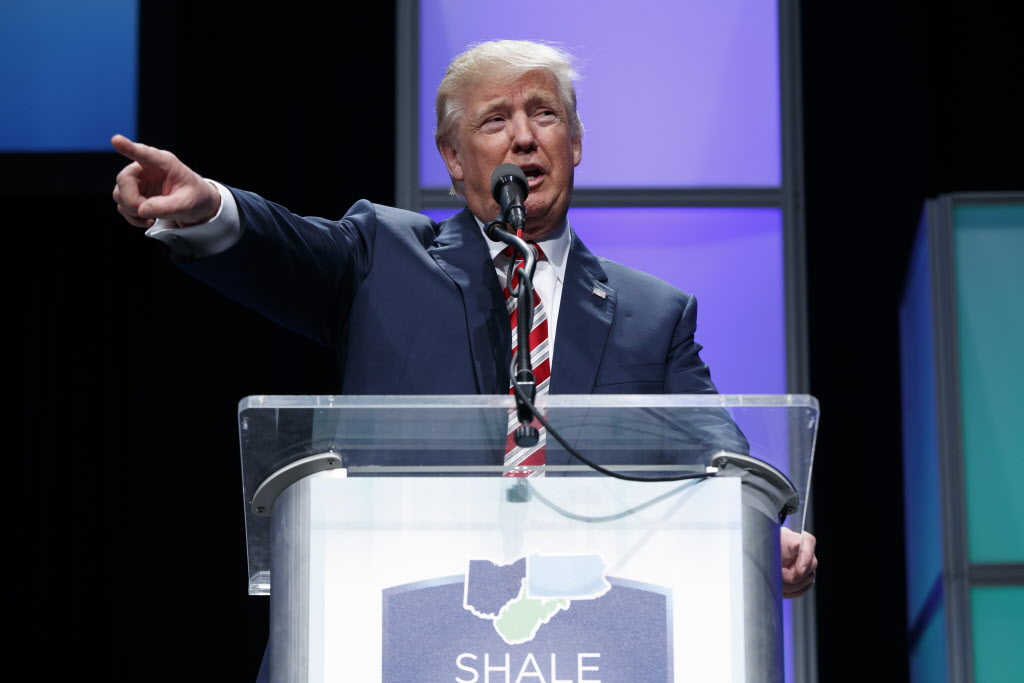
[909,601,949,683]
[0,0,137,151]
[899,212,946,624]
[419,0,780,189]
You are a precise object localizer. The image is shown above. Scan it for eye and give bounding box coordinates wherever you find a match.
[479,115,506,133]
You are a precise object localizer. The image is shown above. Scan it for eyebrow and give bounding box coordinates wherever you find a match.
[471,89,560,120]
[523,89,560,108]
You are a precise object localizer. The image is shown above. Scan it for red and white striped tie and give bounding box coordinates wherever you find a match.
[501,245,549,477]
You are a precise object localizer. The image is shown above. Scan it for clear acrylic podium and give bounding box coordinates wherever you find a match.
[238,394,818,683]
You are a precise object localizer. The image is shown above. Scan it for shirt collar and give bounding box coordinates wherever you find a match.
[474,215,571,284]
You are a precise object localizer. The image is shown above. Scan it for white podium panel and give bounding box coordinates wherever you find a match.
[279,474,748,682]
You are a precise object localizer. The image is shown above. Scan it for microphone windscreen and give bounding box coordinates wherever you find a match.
[490,163,528,201]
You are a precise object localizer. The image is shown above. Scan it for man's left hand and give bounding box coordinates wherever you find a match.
[781,527,817,598]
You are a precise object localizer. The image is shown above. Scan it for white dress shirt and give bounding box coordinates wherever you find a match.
[477,218,569,370]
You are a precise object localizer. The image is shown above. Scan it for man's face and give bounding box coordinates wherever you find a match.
[440,70,582,240]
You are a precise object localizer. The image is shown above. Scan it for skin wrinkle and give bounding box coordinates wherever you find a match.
[441,70,581,241]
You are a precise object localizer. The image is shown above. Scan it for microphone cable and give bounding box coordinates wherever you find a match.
[511,362,718,484]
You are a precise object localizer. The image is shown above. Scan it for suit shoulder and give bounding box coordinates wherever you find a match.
[597,257,695,304]
[346,200,440,245]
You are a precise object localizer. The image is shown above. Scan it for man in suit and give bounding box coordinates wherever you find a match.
[111,39,816,598]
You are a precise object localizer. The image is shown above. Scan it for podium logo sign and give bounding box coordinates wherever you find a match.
[382,555,672,682]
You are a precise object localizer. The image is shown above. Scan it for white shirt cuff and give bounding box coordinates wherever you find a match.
[145,181,241,257]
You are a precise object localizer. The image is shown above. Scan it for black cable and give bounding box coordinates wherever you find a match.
[486,215,717,482]
[511,380,719,483]
[520,477,709,523]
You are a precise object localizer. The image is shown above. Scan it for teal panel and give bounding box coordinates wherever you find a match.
[953,203,1024,563]
[900,213,945,621]
[971,586,1024,682]
[909,601,948,683]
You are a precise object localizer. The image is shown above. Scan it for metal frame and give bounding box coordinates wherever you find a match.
[394,1,816,679]
[394,0,419,212]
[393,0,810,391]
[930,194,975,683]
[777,3,816,681]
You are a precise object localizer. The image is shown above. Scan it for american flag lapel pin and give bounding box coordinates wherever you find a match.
[592,286,607,299]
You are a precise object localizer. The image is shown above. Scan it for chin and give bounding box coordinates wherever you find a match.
[522,221,557,241]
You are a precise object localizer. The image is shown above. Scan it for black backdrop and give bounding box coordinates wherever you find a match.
[8,2,1022,680]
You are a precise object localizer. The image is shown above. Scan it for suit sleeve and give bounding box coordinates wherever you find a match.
[664,292,719,394]
[176,188,379,348]
[665,292,751,455]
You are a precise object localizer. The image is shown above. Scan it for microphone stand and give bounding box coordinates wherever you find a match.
[484,216,540,448]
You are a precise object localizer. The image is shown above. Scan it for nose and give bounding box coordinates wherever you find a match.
[508,110,537,154]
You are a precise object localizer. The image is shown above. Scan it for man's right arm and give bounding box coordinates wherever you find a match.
[111,135,380,347]
[145,181,242,258]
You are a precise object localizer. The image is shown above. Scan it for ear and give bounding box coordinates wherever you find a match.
[440,144,464,182]
[572,137,582,167]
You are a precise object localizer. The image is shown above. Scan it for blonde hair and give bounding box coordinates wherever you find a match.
[434,40,584,197]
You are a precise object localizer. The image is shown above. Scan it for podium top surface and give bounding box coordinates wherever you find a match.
[239,393,818,410]
[236,394,818,592]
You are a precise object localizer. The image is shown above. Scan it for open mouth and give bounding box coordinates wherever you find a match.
[522,167,544,184]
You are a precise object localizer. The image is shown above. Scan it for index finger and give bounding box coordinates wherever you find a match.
[111,134,170,169]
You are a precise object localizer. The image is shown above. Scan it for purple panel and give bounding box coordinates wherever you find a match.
[422,208,460,224]
[419,0,780,188]
[424,206,786,394]
[569,207,785,392]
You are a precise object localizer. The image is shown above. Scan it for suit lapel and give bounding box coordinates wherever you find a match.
[546,230,615,467]
[429,208,511,395]
[550,229,616,395]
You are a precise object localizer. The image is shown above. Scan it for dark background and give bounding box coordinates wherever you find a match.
[8,2,1022,680]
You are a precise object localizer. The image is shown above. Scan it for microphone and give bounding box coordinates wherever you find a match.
[490,163,528,231]
[486,164,532,259]
[486,165,538,444]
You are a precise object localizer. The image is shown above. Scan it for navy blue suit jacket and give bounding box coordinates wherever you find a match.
[182,190,721,395]
[180,189,747,463]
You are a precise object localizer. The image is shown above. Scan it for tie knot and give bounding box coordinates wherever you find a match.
[500,243,545,262]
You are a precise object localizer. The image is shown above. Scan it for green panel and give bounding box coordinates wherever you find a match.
[953,203,1024,563]
[971,586,1024,682]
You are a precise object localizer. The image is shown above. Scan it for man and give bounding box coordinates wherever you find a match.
[112,40,816,597]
